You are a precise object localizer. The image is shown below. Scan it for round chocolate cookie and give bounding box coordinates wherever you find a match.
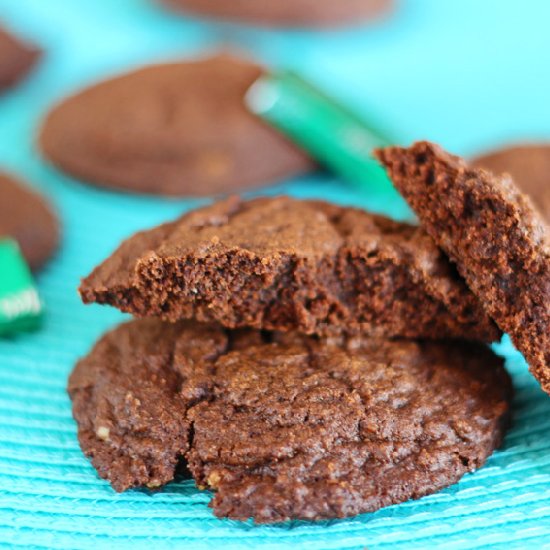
[472,144,550,223]
[161,0,393,27]
[69,318,512,522]
[40,55,313,197]
[0,173,59,270]
[0,26,39,91]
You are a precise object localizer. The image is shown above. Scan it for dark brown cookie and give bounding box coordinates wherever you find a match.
[68,320,224,491]
[0,27,39,90]
[69,318,512,522]
[161,0,393,27]
[377,141,550,394]
[79,196,499,342]
[39,55,313,197]
[0,173,59,270]
[472,144,550,222]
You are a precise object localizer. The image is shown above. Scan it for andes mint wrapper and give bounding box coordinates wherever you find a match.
[0,238,43,335]
[246,70,395,190]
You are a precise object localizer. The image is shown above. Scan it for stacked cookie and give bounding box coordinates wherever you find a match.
[68,140,550,523]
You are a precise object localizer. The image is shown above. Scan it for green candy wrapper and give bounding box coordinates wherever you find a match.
[246,70,395,190]
[0,238,43,335]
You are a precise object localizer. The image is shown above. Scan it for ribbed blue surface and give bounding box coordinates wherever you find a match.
[1,0,550,548]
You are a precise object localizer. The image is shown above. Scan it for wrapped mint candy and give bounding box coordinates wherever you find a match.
[0,238,43,335]
[246,70,395,190]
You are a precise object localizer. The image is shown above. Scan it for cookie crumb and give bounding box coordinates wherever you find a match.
[207,471,222,488]
[96,426,110,441]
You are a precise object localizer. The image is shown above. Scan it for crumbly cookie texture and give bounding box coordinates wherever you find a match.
[378,141,550,394]
[472,144,550,222]
[69,318,512,522]
[79,196,499,342]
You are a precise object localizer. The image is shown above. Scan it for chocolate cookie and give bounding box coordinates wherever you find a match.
[161,0,393,27]
[69,318,512,522]
[472,144,550,222]
[0,173,59,270]
[39,55,313,197]
[0,27,39,90]
[377,141,550,394]
[79,196,499,342]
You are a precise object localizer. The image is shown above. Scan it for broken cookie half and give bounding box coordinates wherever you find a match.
[377,141,550,395]
[79,196,499,342]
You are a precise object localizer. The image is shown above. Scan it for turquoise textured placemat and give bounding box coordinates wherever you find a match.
[1,0,550,548]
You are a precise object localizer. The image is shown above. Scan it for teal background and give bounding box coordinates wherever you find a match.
[1,0,550,548]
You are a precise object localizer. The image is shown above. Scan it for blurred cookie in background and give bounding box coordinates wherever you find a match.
[160,0,394,27]
[39,54,314,197]
[472,144,550,222]
[0,26,40,91]
[0,173,59,270]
